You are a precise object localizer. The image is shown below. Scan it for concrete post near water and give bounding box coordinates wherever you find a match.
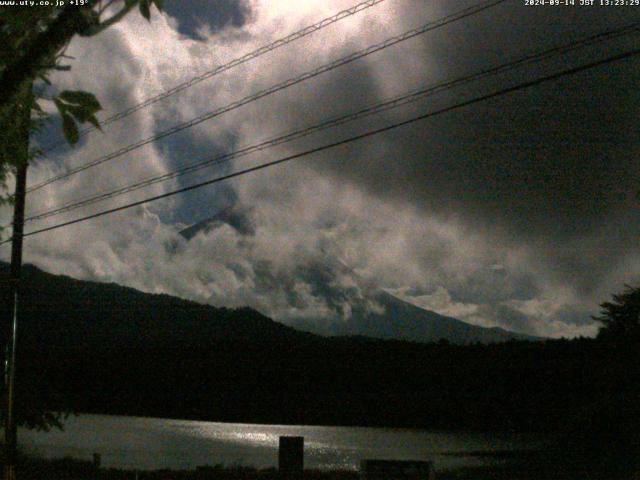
[279,436,304,479]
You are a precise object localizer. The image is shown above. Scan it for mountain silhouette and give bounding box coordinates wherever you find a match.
[179,215,542,344]
[0,262,313,351]
[4,262,634,440]
[3,261,538,348]
[289,290,541,344]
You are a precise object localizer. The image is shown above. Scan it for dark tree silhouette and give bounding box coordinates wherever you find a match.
[593,285,640,341]
[0,0,163,432]
[0,0,163,205]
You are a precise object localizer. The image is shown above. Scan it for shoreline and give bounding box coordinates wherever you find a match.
[7,451,621,480]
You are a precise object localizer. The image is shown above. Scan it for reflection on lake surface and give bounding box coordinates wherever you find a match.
[18,414,545,471]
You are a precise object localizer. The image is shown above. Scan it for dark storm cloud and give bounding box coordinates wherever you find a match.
[253,257,371,318]
[479,303,533,334]
[179,202,255,239]
[16,0,638,339]
[291,1,640,300]
[445,267,540,305]
[164,0,253,40]
[152,128,239,224]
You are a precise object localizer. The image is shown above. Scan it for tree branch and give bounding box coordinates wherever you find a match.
[82,1,137,36]
[0,5,96,117]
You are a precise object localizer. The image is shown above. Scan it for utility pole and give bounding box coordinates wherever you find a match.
[3,80,32,480]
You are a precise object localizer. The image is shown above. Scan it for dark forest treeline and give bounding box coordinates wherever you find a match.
[2,262,638,435]
[14,336,640,433]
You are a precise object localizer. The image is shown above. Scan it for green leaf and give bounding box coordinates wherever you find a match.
[139,0,151,20]
[77,9,101,37]
[62,104,102,131]
[52,97,66,114]
[65,104,92,123]
[61,113,79,145]
[152,0,164,11]
[87,115,102,131]
[58,90,101,110]
[125,0,137,7]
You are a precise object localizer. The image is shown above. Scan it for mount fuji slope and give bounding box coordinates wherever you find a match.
[289,290,542,344]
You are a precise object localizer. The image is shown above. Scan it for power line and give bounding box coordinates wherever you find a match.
[22,21,640,224]
[41,0,390,153]
[27,0,506,193]
[5,46,638,245]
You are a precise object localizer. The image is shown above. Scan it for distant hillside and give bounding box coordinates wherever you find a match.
[1,261,537,350]
[290,290,541,344]
[179,216,542,344]
[0,262,315,351]
[0,262,635,434]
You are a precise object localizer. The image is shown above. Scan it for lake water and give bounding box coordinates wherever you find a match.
[18,414,545,472]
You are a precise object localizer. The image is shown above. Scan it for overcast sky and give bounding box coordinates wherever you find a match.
[2,0,639,338]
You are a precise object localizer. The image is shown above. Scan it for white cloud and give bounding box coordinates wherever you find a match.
[2,0,638,339]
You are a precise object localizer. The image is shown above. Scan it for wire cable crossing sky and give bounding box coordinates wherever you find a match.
[41,0,391,153]
[8,45,638,244]
[28,0,506,193]
[21,21,640,225]
[5,0,640,339]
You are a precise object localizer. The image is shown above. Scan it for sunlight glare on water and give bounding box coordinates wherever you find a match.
[18,414,545,472]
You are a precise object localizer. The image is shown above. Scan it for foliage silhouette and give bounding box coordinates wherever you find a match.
[593,285,640,342]
[0,0,163,204]
[2,263,638,441]
[0,1,163,433]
